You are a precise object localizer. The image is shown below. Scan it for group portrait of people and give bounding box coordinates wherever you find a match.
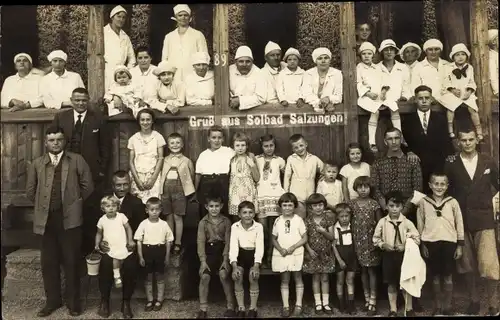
[1,2,499,320]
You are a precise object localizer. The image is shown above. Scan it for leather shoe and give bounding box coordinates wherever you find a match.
[98,300,110,318]
[121,300,133,319]
[37,304,62,317]
[69,305,82,317]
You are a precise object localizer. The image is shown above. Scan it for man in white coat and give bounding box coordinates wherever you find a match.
[488,29,499,97]
[262,41,287,104]
[161,4,208,83]
[104,5,136,91]
[229,46,267,110]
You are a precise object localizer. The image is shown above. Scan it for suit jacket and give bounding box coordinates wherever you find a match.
[118,193,146,233]
[52,109,111,183]
[403,110,454,174]
[444,153,499,232]
[26,152,94,235]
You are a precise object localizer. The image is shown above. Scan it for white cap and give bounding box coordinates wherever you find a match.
[173,4,191,15]
[154,61,177,76]
[110,5,127,19]
[192,52,210,65]
[235,46,253,60]
[423,39,443,51]
[311,47,332,62]
[379,39,399,52]
[113,65,132,79]
[283,47,301,61]
[47,50,68,62]
[264,41,281,56]
[488,29,498,42]
[399,42,422,62]
[449,43,471,60]
[14,53,32,64]
[358,42,376,54]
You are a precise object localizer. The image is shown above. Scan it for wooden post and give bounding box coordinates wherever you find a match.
[440,0,468,56]
[470,0,493,155]
[87,5,105,112]
[213,4,230,126]
[378,2,392,41]
[339,2,358,143]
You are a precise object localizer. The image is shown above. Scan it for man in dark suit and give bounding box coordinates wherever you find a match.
[444,128,499,316]
[51,87,111,256]
[26,126,94,317]
[97,170,146,319]
[403,85,455,194]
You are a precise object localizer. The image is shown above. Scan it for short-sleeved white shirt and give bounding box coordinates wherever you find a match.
[339,162,371,200]
[134,218,174,245]
[195,146,235,175]
[272,215,306,256]
[97,212,131,259]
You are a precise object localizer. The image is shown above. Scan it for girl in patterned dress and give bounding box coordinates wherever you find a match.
[349,176,383,315]
[340,142,371,201]
[302,193,336,315]
[255,134,286,267]
[128,109,166,204]
[272,193,308,318]
[228,132,259,221]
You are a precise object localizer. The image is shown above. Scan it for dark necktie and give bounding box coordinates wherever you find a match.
[452,65,468,79]
[422,112,428,134]
[389,221,402,245]
[75,114,82,131]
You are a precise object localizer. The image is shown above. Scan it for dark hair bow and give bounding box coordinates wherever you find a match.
[452,65,468,79]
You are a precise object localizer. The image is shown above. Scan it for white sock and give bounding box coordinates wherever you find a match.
[368,112,379,145]
[322,293,330,306]
[113,268,120,279]
[314,293,321,306]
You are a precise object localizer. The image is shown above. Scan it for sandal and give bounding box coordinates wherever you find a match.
[153,300,163,311]
[315,304,323,315]
[145,301,154,312]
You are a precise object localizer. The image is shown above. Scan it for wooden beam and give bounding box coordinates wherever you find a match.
[440,0,468,56]
[87,5,105,113]
[339,2,358,143]
[470,0,494,155]
[213,4,230,126]
[378,2,392,41]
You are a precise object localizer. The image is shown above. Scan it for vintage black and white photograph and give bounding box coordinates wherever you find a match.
[0,2,499,319]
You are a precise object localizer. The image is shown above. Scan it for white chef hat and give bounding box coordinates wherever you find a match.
[488,29,498,43]
[154,61,177,76]
[113,65,132,79]
[192,52,210,65]
[449,43,471,60]
[235,46,253,60]
[283,47,301,61]
[264,41,281,56]
[358,42,376,54]
[47,50,68,62]
[379,39,399,52]
[173,4,191,15]
[423,39,443,51]
[399,42,422,61]
[312,47,332,62]
[14,53,33,64]
[110,5,127,19]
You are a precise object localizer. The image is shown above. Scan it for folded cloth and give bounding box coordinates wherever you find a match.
[410,190,427,205]
[400,238,426,298]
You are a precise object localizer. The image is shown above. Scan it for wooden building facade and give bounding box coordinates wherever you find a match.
[1,2,499,248]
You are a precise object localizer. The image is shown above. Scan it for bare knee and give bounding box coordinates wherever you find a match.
[433,276,441,285]
[219,269,230,281]
[293,271,303,285]
[200,273,211,285]
[320,273,329,283]
[174,214,183,222]
[443,275,453,285]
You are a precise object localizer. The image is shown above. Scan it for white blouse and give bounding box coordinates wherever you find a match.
[276,66,305,104]
[39,70,85,109]
[185,71,214,106]
[1,71,43,108]
[229,64,267,110]
[229,220,265,264]
[301,67,343,108]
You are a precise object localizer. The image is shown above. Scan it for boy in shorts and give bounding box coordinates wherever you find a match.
[196,195,235,318]
[160,132,195,254]
[417,172,464,315]
[373,191,420,317]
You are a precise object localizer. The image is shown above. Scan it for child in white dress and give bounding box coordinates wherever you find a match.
[145,61,185,115]
[340,142,371,201]
[95,196,134,288]
[272,193,308,317]
[255,134,286,266]
[104,65,146,118]
[128,109,166,204]
[437,43,483,141]
[316,162,344,211]
[276,48,306,107]
[185,52,214,106]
